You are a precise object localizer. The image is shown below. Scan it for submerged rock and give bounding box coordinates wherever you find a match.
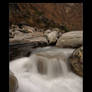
[37,60,47,74]
[9,71,18,92]
[56,31,83,48]
[69,46,83,76]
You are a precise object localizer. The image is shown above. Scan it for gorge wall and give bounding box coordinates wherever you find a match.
[9,3,83,30]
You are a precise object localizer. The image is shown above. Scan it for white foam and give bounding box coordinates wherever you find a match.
[10,47,83,92]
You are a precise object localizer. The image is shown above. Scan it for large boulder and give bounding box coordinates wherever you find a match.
[56,31,83,48]
[9,71,18,92]
[68,46,83,76]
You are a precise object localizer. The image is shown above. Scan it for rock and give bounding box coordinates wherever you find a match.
[51,28,63,38]
[9,25,35,39]
[56,31,83,48]
[44,30,59,45]
[10,25,19,30]
[44,29,51,36]
[9,25,25,38]
[68,46,83,76]
[21,25,35,33]
[9,25,19,38]
[9,36,48,61]
[9,71,18,92]
[9,29,15,38]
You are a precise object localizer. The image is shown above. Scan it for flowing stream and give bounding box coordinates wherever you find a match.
[10,47,83,92]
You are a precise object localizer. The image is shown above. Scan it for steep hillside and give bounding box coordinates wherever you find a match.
[9,3,83,30]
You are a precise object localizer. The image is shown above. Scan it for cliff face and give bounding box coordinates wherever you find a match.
[9,3,83,30]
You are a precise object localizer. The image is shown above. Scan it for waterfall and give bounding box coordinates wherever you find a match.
[10,47,83,92]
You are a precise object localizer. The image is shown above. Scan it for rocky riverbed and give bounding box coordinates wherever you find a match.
[9,24,83,92]
[9,25,83,60]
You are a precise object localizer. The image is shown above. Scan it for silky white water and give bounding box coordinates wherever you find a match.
[10,47,83,92]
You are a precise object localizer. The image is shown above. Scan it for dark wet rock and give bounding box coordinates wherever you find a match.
[37,60,47,74]
[9,37,48,61]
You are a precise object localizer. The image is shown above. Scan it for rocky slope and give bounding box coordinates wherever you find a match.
[9,3,83,30]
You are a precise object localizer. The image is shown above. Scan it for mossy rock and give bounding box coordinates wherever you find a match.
[69,46,83,76]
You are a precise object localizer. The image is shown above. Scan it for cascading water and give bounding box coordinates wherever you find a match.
[10,47,83,92]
